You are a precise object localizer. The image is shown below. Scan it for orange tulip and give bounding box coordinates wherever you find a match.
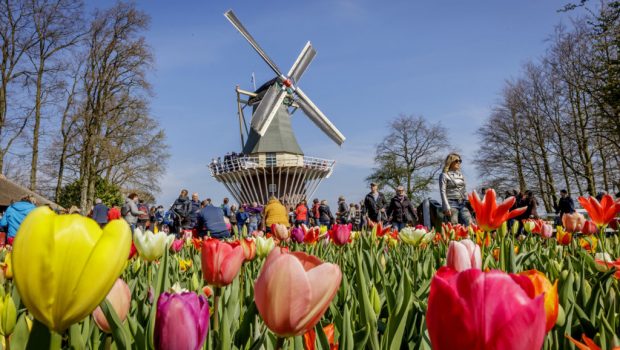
[562,212,585,233]
[239,238,256,261]
[566,333,620,350]
[468,189,527,232]
[556,226,572,246]
[578,194,620,229]
[517,270,558,332]
[303,323,338,350]
[254,248,341,337]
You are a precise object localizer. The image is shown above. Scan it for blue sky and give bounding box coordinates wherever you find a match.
[96,1,584,207]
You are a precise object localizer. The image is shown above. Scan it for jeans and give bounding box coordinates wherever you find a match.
[446,199,472,226]
[393,221,405,231]
[248,222,258,234]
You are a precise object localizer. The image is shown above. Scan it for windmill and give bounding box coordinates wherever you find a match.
[208,10,346,206]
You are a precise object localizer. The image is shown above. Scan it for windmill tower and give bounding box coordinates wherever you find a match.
[208,10,346,206]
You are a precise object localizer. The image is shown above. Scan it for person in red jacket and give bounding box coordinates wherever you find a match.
[108,205,121,221]
[294,200,308,227]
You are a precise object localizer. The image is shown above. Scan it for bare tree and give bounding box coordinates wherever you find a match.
[367,115,450,203]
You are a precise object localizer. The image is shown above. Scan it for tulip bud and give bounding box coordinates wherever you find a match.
[581,221,597,235]
[134,228,174,262]
[523,221,535,234]
[191,273,200,292]
[240,238,256,261]
[497,222,508,239]
[255,236,275,258]
[562,212,585,233]
[370,285,381,316]
[271,224,290,241]
[155,292,209,350]
[595,252,613,263]
[329,224,352,246]
[201,239,245,287]
[446,239,481,272]
[92,279,131,333]
[1,252,12,280]
[399,227,433,246]
[132,258,141,273]
[541,224,552,238]
[0,294,17,336]
[511,221,519,235]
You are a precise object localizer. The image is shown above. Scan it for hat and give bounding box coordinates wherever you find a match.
[396,185,405,191]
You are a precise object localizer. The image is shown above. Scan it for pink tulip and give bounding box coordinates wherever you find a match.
[446,239,481,272]
[562,212,585,233]
[329,223,352,246]
[155,291,209,350]
[254,248,342,337]
[427,267,546,350]
[581,220,598,235]
[170,239,184,253]
[92,279,131,333]
[541,224,553,238]
[291,227,305,243]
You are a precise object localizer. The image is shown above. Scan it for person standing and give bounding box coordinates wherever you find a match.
[0,195,36,242]
[387,186,418,231]
[171,189,192,233]
[221,197,231,219]
[263,196,289,230]
[196,200,230,239]
[439,153,472,225]
[189,193,201,228]
[236,206,249,236]
[91,198,109,228]
[122,193,145,233]
[554,189,575,226]
[336,196,349,224]
[229,205,238,235]
[294,200,308,227]
[319,200,334,227]
[108,205,121,222]
[136,200,150,230]
[363,182,387,225]
[311,198,321,226]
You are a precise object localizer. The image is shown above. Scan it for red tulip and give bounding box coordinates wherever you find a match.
[254,248,342,337]
[562,212,585,233]
[92,279,131,333]
[329,223,352,245]
[201,238,245,287]
[154,291,209,350]
[302,225,320,244]
[426,267,546,350]
[468,189,527,232]
[578,194,620,229]
[581,220,598,235]
[128,241,137,260]
[516,270,558,332]
[566,333,620,350]
[446,239,481,272]
[556,226,572,246]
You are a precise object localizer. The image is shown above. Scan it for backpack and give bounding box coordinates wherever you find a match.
[138,204,149,220]
[121,203,130,217]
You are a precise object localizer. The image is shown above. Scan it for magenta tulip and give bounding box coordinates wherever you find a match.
[328,223,352,246]
[291,227,305,243]
[427,267,546,350]
[446,239,481,272]
[170,239,184,253]
[92,279,131,333]
[254,248,342,337]
[155,291,209,350]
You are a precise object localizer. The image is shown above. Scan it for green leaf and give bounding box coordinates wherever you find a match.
[100,299,131,349]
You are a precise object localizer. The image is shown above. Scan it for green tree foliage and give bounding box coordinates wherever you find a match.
[58,177,123,209]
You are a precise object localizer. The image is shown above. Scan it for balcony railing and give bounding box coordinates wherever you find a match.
[208,155,335,176]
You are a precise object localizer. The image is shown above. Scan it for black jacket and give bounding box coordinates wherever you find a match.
[387,195,418,224]
[318,204,334,223]
[555,196,575,216]
[363,192,387,222]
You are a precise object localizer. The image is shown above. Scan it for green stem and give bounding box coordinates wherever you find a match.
[275,337,286,350]
[213,287,222,333]
[49,332,62,350]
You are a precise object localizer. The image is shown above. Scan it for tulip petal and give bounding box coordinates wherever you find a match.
[295,262,342,334]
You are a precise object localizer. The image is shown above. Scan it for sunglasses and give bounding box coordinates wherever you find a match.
[454,159,462,163]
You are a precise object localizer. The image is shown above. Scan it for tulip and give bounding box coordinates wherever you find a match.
[595,252,613,263]
[12,207,131,331]
[578,194,620,229]
[201,238,245,287]
[373,222,392,237]
[1,252,12,280]
[179,258,193,272]
[426,267,546,350]
[0,294,17,336]
[523,220,536,234]
[562,212,585,233]
[170,239,184,253]
[541,224,553,238]
[302,225,320,244]
[556,226,572,246]
[128,241,137,260]
[594,256,620,279]
[579,236,597,253]
[290,226,305,243]
[133,228,173,262]
[329,223,352,245]
[92,279,131,333]
[239,237,256,261]
[566,334,620,350]
[446,239,481,272]
[155,291,210,350]
[468,189,527,232]
[516,270,558,332]
[254,248,342,337]
[271,224,290,241]
[256,236,275,258]
[399,226,433,246]
[581,220,598,235]
[303,323,338,350]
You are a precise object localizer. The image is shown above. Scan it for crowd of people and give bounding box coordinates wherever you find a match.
[1,153,619,242]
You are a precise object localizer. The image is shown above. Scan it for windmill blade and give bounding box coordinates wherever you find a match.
[287,41,316,83]
[251,84,288,135]
[224,10,283,76]
[294,87,345,145]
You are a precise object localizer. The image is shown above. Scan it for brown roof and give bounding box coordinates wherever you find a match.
[0,174,62,209]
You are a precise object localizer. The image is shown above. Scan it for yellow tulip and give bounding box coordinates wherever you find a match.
[11,207,131,332]
[1,252,12,280]
[0,294,16,336]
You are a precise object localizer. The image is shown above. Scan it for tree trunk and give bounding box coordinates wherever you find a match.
[30,60,44,190]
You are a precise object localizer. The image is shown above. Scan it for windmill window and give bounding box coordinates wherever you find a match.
[266,153,276,167]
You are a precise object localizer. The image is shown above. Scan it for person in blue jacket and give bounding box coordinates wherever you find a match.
[0,195,36,240]
[196,200,230,239]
